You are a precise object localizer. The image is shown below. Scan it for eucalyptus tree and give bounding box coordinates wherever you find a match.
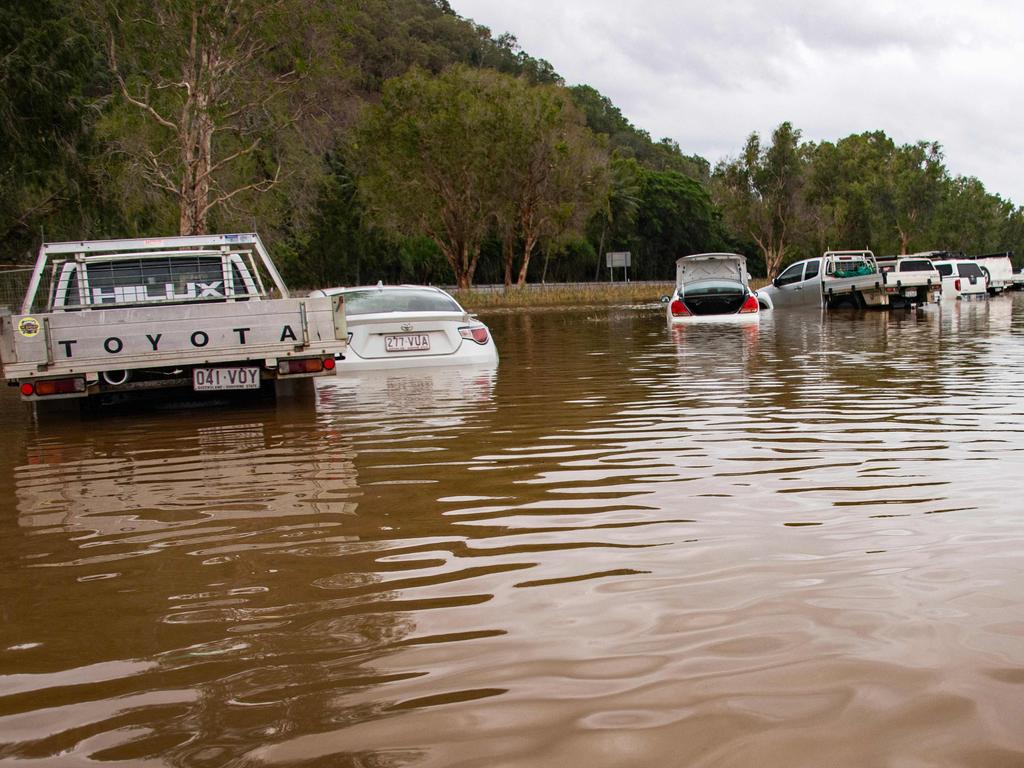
[807,131,895,254]
[881,141,946,254]
[494,81,608,286]
[930,176,1013,254]
[90,0,345,236]
[351,65,515,288]
[713,122,810,278]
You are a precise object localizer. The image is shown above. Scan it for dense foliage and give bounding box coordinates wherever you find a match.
[2,0,1022,283]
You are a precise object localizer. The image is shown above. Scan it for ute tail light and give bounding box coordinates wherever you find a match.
[459,325,490,344]
[278,357,326,375]
[669,299,691,317]
[21,377,86,398]
[739,295,760,313]
[954,278,961,292]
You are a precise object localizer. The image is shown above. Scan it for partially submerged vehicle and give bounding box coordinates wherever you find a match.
[933,259,988,301]
[876,255,942,306]
[0,234,347,405]
[761,250,887,309]
[666,253,769,323]
[966,252,1014,294]
[763,249,941,310]
[308,284,497,371]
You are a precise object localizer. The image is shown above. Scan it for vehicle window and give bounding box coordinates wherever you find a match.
[343,288,462,315]
[803,260,820,280]
[681,279,745,296]
[936,264,954,277]
[82,257,226,305]
[898,259,933,272]
[775,264,804,286]
[231,263,252,296]
[957,263,984,278]
[52,264,80,307]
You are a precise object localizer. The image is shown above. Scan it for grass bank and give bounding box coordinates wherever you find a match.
[449,282,674,310]
[449,279,771,311]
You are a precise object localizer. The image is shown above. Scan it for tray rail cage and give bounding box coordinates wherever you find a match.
[20,233,289,314]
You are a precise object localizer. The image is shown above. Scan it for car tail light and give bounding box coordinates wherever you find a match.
[459,325,490,344]
[739,295,759,313]
[323,357,335,371]
[954,278,961,292]
[669,299,691,317]
[23,377,86,397]
[278,357,325,375]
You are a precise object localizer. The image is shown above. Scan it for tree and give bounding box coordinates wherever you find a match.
[930,176,1013,255]
[494,82,608,286]
[351,65,599,289]
[807,131,896,254]
[91,0,344,236]
[351,65,520,288]
[632,168,722,279]
[879,141,946,254]
[0,0,104,259]
[713,122,810,278]
[591,155,642,280]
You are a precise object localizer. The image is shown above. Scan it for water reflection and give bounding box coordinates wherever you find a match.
[2,299,1024,766]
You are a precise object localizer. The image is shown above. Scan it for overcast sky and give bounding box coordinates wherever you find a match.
[453,0,1024,205]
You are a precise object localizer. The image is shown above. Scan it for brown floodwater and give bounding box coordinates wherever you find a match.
[2,297,1024,767]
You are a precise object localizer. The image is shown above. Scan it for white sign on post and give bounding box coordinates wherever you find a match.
[606,251,631,281]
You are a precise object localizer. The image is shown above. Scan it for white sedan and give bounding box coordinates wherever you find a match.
[667,253,770,323]
[309,284,498,371]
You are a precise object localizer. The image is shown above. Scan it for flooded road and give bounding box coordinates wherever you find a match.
[2,297,1024,767]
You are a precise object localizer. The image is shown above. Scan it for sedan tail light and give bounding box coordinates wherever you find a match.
[739,295,760,313]
[459,325,490,344]
[669,299,691,317]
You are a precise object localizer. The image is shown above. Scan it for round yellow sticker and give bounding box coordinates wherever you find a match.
[17,317,41,337]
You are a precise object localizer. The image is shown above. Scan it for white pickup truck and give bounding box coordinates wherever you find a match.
[0,233,346,405]
[819,250,888,309]
[876,255,942,306]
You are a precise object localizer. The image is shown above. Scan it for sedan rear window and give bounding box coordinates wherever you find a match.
[343,289,462,315]
[681,279,745,297]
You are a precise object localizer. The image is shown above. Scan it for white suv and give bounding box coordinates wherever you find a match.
[933,260,988,301]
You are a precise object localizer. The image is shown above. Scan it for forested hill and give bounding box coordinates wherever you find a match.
[2,0,1021,284]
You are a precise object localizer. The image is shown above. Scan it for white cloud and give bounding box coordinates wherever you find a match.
[454,0,1024,203]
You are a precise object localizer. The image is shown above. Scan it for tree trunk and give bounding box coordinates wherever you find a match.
[897,225,910,254]
[502,232,515,287]
[764,245,785,279]
[516,233,539,287]
[593,221,607,281]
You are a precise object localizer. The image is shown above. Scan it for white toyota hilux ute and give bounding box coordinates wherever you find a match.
[0,233,347,405]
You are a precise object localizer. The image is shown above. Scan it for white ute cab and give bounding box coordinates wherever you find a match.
[309,284,497,372]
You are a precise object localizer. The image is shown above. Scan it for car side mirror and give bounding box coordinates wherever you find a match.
[772,277,781,288]
[660,295,670,303]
